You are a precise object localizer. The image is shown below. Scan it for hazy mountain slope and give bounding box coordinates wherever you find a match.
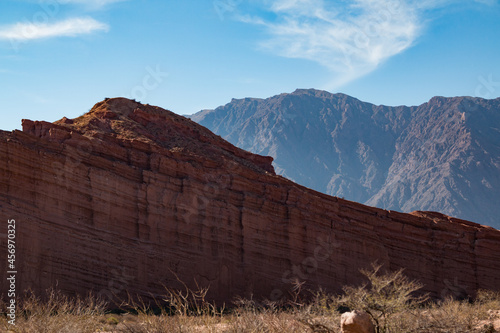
[192,89,500,228]
[368,96,500,225]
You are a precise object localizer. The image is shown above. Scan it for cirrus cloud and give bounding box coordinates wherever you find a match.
[0,17,109,41]
[236,0,494,89]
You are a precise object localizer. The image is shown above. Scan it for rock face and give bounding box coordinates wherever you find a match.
[0,98,499,306]
[192,89,500,229]
[341,311,375,333]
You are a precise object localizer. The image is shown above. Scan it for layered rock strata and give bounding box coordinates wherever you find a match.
[0,98,499,305]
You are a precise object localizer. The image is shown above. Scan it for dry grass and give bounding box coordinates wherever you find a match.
[0,289,106,333]
[388,291,500,333]
[1,269,499,333]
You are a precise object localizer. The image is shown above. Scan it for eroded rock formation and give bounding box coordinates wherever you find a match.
[0,98,499,305]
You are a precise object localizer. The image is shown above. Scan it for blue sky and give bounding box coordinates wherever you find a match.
[1,0,499,131]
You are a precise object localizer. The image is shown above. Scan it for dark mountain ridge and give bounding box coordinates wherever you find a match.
[192,89,500,228]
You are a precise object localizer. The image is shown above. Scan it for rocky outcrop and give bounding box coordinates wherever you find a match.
[192,89,500,229]
[341,311,375,333]
[1,98,499,306]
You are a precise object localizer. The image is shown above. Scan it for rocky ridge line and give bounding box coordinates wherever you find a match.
[0,97,499,305]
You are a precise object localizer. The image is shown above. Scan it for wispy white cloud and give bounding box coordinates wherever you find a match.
[237,0,490,89]
[237,0,421,88]
[0,17,109,41]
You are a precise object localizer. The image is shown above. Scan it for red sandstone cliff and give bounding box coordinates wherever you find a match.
[1,98,499,305]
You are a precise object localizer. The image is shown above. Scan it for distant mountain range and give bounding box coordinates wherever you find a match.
[192,89,500,229]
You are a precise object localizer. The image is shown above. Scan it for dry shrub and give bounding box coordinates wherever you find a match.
[477,289,500,310]
[0,271,498,333]
[226,311,312,332]
[0,289,106,333]
[429,298,487,332]
[293,288,342,332]
[161,275,223,318]
[227,282,340,333]
[337,264,500,333]
[339,263,428,333]
[229,296,330,333]
[386,289,500,333]
[116,276,225,333]
[422,290,500,333]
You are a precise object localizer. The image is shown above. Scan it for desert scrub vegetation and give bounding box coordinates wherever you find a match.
[0,289,106,333]
[338,263,429,333]
[1,265,499,333]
